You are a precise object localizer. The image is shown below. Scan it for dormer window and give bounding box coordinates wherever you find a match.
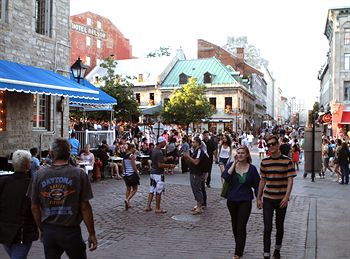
[204,72,212,84]
[179,73,188,84]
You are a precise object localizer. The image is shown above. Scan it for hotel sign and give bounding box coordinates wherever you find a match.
[71,22,107,39]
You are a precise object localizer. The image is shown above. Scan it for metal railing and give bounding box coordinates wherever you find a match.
[73,130,115,150]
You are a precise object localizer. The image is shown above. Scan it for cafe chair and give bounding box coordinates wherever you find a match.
[0,156,9,171]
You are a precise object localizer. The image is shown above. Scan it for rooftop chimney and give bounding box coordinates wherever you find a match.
[236,47,244,62]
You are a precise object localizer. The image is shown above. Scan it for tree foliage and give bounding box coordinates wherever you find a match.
[99,57,140,122]
[161,78,214,129]
[146,46,171,57]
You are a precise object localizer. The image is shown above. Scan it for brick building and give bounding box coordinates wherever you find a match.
[70,12,133,74]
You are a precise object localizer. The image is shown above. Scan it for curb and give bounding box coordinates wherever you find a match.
[304,197,317,259]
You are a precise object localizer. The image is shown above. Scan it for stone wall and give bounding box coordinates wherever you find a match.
[0,0,70,156]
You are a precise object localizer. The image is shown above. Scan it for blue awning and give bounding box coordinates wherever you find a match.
[0,59,99,100]
[69,76,117,107]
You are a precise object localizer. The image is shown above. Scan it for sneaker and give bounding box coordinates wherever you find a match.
[273,249,280,258]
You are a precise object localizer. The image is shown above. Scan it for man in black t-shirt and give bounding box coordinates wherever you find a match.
[202,131,217,188]
[28,138,97,258]
[144,136,175,214]
[279,137,291,158]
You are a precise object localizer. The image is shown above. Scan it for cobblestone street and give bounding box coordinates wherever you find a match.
[2,150,349,258]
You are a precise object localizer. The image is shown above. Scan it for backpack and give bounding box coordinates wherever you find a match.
[328,145,335,158]
[199,151,212,173]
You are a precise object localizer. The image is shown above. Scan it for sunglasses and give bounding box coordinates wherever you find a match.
[266,141,278,148]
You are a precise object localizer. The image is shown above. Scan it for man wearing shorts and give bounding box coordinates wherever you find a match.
[145,136,175,213]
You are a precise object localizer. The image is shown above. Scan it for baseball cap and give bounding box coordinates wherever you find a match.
[157,136,166,143]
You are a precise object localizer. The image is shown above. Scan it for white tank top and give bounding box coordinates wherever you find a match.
[219,145,231,159]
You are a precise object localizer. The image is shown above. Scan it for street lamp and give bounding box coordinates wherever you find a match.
[71,57,88,84]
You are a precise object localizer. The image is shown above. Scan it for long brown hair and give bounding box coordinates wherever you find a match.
[236,146,252,164]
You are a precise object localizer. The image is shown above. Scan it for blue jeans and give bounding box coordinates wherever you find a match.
[43,223,86,259]
[340,163,349,184]
[3,243,32,259]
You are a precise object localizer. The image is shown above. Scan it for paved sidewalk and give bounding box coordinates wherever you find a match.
[1,149,349,258]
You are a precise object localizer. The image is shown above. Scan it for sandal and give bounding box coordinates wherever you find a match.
[155,209,167,214]
[191,209,203,215]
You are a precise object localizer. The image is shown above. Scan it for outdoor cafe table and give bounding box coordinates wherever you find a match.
[109,156,123,162]
[78,161,92,175]
[110,156,141,166]
[137,154,150,158]
[0,171,14,176]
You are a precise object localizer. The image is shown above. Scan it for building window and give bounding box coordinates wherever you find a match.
[35,0,52,36]
[97,39,101,49]
[0,0,8,22]
[345,53,350,70]
[135,93,140,104]
[86,56,91,66]
[86,36,91,46]
[138,74,143,82]
[97,21,102,29]
[96,58,102,65]
[225,97,232,113]
[87,17,92,26]
[179,73,188,84]
[345,28,350,45]
[345,81,350,101]
[204,72,212,84]
[149,93,154,105]
[209,97,216,110]
[33,94,49,129]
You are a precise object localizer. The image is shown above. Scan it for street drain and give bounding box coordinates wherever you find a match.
[171,214,201,222]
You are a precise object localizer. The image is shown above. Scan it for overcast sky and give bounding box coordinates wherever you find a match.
[70,0,350,109]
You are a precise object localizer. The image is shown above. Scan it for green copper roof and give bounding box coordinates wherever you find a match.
[161,57,239,87]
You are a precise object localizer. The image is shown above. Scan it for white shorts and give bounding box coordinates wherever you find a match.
[258,147,266,153]
[149,174,164,194]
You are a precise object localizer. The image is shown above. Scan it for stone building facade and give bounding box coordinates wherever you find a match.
[0,0,71,156]
[197,39,267,130]
[319,7,350,138]
[70,11,133,74]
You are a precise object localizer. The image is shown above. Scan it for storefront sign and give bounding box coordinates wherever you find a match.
[320,112,332,124]
[71,22,107,39]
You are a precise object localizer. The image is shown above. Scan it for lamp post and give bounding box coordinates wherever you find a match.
[310,110,321,182]
[311,113,316,182]
[71,57,88,84]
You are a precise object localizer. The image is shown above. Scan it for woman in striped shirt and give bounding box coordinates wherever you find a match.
[122,143,140,210]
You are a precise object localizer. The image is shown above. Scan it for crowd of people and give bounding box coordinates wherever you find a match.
[4,121,337,259]
[320,136,350,184]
